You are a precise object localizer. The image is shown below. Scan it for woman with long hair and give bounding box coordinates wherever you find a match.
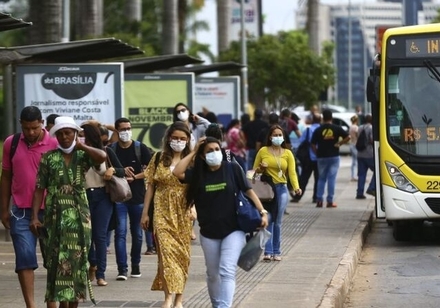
[173,102,210,150]
[173,137,268,308]
[80,123,125,287]
[141,121,193,308]
[253,124,302,262]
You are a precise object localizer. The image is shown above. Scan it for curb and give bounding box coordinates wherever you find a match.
[317,208,374,308]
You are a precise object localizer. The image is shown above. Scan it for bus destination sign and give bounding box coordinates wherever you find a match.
[406,38,440,58]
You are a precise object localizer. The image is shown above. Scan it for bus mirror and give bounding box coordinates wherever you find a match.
[366,75,380,104]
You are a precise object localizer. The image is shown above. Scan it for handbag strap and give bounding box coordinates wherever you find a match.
[227,162,238,195]
[105,147,113,169]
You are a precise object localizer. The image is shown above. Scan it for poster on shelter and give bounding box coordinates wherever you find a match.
[194,76,240,128]
[15,63,123,129]
[124,73,194,150]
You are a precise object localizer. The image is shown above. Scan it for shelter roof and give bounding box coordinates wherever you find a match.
[0,12,32,32]
[171,61,244,75]
[0,38,143,64]
[123,54,203,73]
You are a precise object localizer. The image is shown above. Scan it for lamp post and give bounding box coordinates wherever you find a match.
[61,0,70,42]
[240,0,248,114]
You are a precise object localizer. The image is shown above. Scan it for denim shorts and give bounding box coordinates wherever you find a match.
[9,204,44,272]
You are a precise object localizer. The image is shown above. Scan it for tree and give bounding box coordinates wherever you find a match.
[75,0,103,39]
[219,30,335,110]
[162,0,178,54]
[216,0,230,53]
[28,0,62,44]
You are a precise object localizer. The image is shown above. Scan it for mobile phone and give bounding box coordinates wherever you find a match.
[37,226,48,239]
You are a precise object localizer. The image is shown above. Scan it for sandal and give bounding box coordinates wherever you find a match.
[263,255,272,262]
[273,255,282,261]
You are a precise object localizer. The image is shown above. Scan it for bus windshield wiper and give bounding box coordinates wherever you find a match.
[423,60,440,83]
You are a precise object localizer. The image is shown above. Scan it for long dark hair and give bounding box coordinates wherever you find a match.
[160,121,191,167]
[185,136,221,207]
[81,123,103,149]
[265,124,289,149]
[173,102,196,127]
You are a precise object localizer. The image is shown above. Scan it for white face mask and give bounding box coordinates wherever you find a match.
[177,110,189,121]
[58,132,77,154]
[271,136,284,146]
[205,150,223,166]
[170,140,187,152]
[78,137,86,144]
[119,130,132,143]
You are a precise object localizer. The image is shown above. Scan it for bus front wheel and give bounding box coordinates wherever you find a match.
[392,221,412,241]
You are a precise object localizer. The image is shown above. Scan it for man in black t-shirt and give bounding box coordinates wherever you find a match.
[112,117,152,281]
[311,109,350,208]
[242,109,269,170]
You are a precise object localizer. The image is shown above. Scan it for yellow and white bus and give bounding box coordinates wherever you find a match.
[367,23,440,241]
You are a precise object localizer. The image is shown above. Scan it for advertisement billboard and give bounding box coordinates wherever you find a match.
[229,0,261,43]
[194,76,240,128]
[15,63,123,129]
[124,73,194,150]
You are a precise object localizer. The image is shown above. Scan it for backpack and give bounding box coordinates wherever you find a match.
[295,128,311,165]
[355,126,368,151]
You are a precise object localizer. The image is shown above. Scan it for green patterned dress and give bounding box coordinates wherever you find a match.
[36,149,95,303]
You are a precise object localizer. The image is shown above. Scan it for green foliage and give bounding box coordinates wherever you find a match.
[218,30,335,110]
[432,8,440,23]
[103,0,162,56]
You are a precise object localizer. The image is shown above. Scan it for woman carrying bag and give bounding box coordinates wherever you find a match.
[253,124,302,262]
[173,137,268,308]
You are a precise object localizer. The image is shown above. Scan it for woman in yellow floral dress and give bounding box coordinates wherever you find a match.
[141,121,193,308]
[30,116,106,308]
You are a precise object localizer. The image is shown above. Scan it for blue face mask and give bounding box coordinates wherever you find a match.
[205,150,223,166]
[271,136,284,146]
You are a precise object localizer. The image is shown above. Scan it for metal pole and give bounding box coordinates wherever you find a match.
[61,0,70,42]
[348,0,352,110]
[240,0,248,114]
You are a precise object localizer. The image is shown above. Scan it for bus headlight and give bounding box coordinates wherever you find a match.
[385,162,419,193]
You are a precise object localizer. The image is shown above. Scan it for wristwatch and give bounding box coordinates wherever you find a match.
[260,209,268,215]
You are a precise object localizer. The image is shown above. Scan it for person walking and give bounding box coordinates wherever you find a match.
[173,136,268,308]
[29,116,107,308]
[311,109,350,208]
[141,122,193,308]
[225,119,247,171]
[173,102,210,150]
[242,109,269,170]
[0,106,58,308]
[349,115,359,181]
[111,117,152,281]
[81,123,125,287]
[293,113,321,203]
[356,114,376,199]
[253,125,302,261]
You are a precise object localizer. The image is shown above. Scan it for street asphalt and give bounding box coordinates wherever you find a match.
[0,155,375,308]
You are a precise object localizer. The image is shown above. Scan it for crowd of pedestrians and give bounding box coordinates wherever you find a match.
[1,104,375,308]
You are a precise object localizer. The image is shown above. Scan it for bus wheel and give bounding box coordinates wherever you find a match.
[392,221,411,241]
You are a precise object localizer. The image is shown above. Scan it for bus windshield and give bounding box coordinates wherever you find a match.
[386,65,440,155]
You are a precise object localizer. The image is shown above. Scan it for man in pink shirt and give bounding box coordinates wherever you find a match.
[0,106,58,308]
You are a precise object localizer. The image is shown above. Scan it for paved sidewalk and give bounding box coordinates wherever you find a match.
[0,156,375,308]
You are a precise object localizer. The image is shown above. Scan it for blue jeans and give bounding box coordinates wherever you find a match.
[9,205,45,272]
[246,149,256,170]
[350,144,358,179]
[87,187,113,280]
[144,230,155,249]
[264,184,288,256]
[357,157,376,196]
[114,202,143,272]
[316,156,340,203]
[200,231,246,308]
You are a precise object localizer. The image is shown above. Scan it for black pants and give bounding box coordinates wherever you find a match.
[295,160,318,201]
